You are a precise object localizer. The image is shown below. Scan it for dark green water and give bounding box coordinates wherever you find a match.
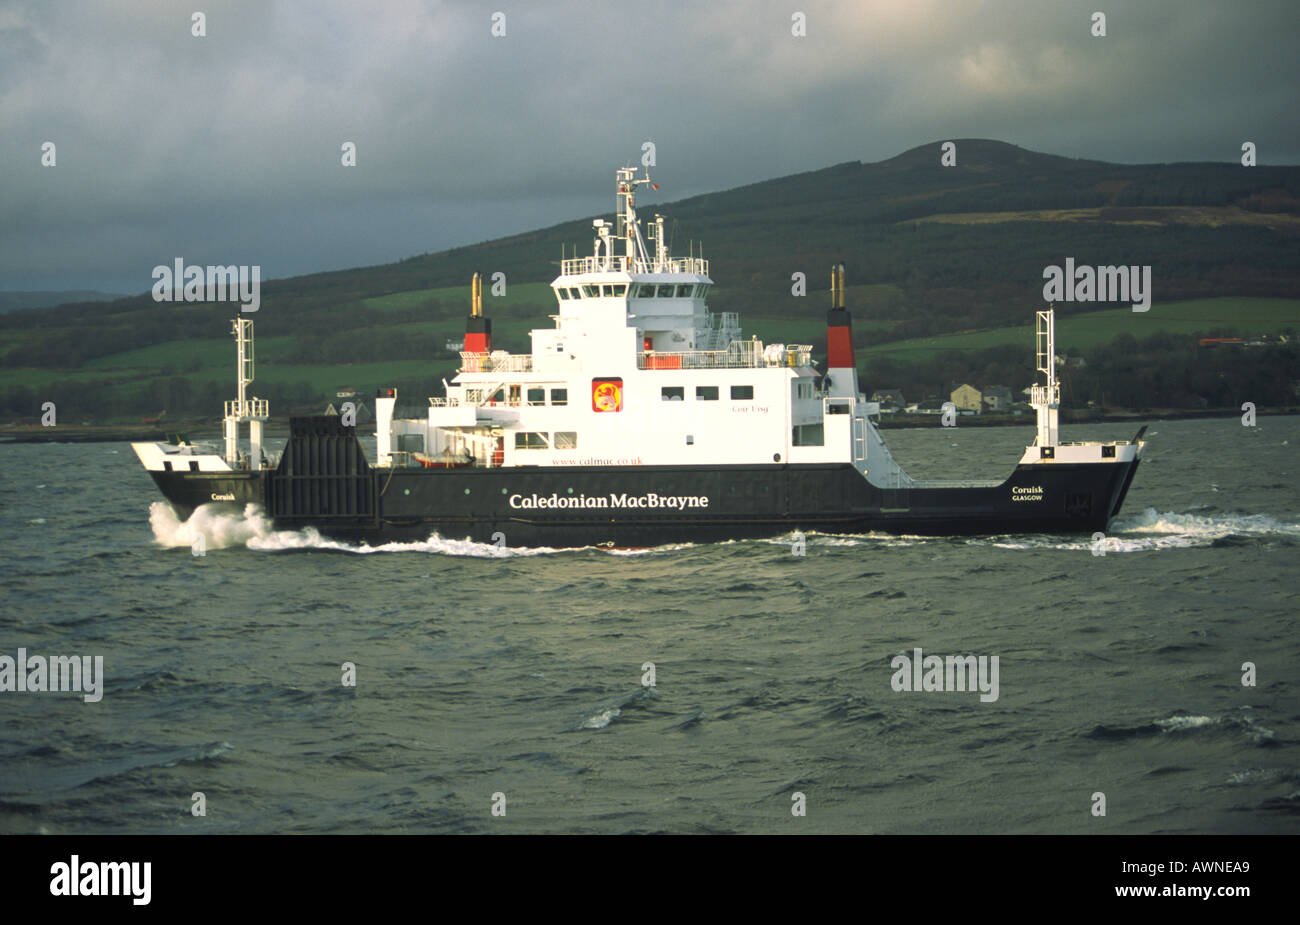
[1,416,1297,833]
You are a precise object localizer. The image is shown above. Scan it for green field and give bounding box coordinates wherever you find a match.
[83,336,296,371]
[362,281,556,312]
[857,298,1299,363]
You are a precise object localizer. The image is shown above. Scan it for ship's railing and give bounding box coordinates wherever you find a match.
[428,397,463,407]
[638,343,812,370]
[460,352,534,373]
[560,255,709,277]
[223,398,269,419]
[1028,383,1060,407]
[696,311,741,350]
[230,448,282,470]
[465,385,525,408]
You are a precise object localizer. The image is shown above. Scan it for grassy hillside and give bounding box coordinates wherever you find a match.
[2,139,1298,422]
[858,298,1299,364]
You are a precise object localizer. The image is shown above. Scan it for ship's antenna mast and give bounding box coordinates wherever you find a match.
[615,166,655,270]
[234,317,253,411]
[224,317,267,469]
[653,214,667,269]
[1032,307,1060,446]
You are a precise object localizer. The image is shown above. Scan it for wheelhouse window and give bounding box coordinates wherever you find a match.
[731,385,754,400]
[569,288,581,299]
[601,284,615,297]
[612,284,628,297]
[554,432,578,449]
[655,285,673,297]
[527,388,546,406]
[582,285,598,298]
[635,284,655,298]
[556,288,570,300]
[661,387,685,401]
[675,284,693,298]
[515,432,549,449]
[696,386,718,400]
[550,388,568,406]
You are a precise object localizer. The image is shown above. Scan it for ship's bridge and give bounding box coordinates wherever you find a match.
[551,253,716,352]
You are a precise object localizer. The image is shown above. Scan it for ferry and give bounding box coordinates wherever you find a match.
[133,166,1145,547]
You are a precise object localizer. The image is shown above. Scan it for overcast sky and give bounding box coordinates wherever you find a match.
[2,0,1296,293]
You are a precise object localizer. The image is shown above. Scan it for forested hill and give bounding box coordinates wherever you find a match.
[2,139,1297,421]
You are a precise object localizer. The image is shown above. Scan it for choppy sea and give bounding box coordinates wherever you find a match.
[1,416,1297,833]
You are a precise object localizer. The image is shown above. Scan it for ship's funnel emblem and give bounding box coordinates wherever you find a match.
[592,378,623,413]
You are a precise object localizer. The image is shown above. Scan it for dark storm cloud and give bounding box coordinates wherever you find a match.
[1,0,1295,291]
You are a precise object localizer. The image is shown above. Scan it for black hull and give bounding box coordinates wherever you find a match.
[151,456,1141,548]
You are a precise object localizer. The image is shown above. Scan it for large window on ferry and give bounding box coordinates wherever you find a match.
[554,432,578,449]
[569,288,581,299]
[601,284,615,297]
[635,284,655,298]
[613,284,627,297]
[696,386,718,401]
[661,386,684,401]
[731,385,754,400]
[527,388,546,406]
[515,432,549,449]
[556,288,570,300]
[655,285,673,297]
[550,388,568,406]
[675,284,693,298]
[582,285,599,298]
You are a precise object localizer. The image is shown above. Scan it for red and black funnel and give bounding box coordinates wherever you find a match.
[826,263,854,369]
[465,272,492,353]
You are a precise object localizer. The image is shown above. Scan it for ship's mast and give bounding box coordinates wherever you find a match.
[223,317,268,469]
[614,166,656,271]
[1031,308,1060,446]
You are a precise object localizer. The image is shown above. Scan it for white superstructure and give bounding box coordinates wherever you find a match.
[388,167,919,485]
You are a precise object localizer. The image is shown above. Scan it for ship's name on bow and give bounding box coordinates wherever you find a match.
[1011,485,1044,502]
[510,492,709,510]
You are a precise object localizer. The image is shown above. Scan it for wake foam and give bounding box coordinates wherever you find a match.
[758,508,1300,553]
[150,502,281,550]
[149,503,1299,557]
[1098,507,1300,552]
[149,502,654,557]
